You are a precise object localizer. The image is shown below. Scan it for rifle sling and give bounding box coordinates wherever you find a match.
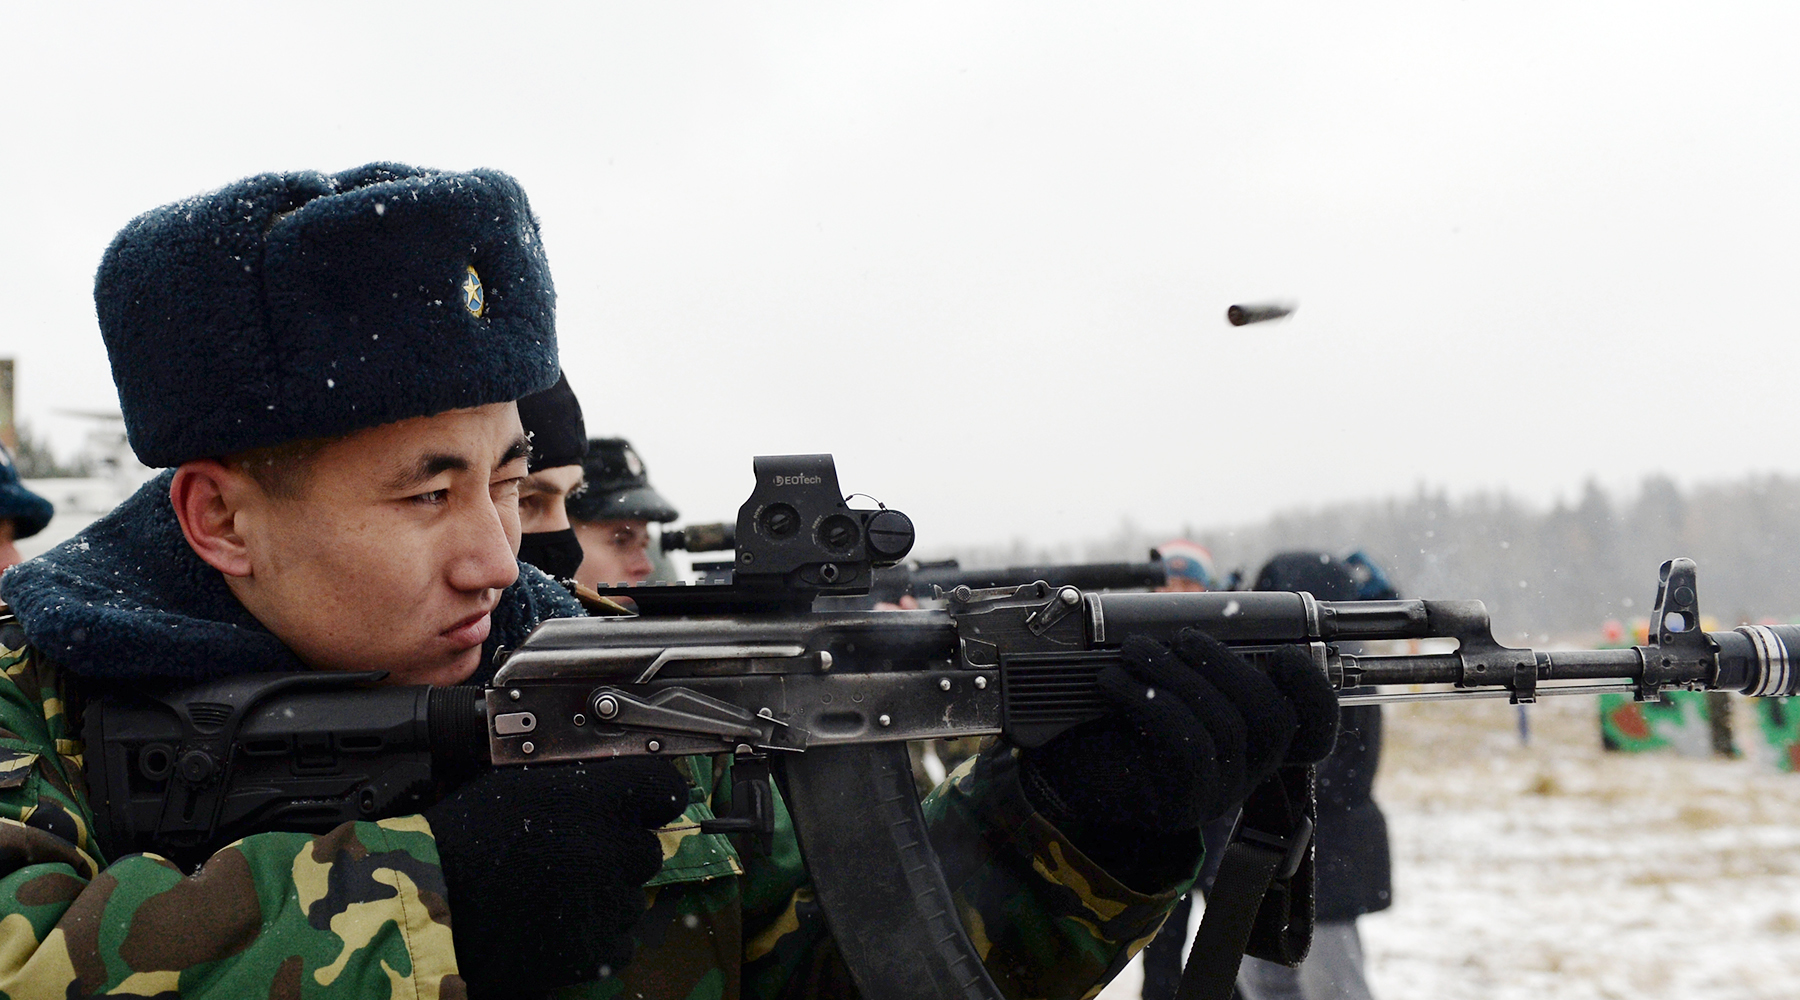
[1176,766,1317,1000]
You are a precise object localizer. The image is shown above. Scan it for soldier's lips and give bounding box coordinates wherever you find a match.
[441,610,492,650]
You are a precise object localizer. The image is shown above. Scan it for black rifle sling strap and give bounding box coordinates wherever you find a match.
[1175,765,1317,1000]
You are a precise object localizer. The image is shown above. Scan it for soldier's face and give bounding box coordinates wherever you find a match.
[517,464,584,534]
[229,403,530,685]
[572,519,654,587]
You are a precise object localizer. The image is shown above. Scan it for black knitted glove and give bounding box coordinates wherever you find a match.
[426,758,688,998]
[1021,630,1337,887]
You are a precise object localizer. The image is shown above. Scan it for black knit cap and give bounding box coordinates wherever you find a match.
[1253,552,1360,601]
[95,163,560,467]
[0,445,52,539]
[516,372,587,472]
[566,437,678,524]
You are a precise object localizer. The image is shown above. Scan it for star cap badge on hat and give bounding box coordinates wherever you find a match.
[462,265,485,318]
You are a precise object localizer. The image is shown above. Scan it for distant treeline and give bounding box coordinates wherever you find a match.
[10,423,92,478]
[933,474,1800,643]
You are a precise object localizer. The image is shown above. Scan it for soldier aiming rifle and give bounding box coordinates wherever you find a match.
[0,165,1335,1000]
[10,164,1797,1000]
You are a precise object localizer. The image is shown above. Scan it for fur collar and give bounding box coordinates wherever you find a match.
[0,471,582,683]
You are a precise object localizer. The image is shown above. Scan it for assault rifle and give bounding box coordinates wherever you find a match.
[85,454,1800,1000]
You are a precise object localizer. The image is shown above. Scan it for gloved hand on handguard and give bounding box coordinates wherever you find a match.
[1020,628,1338,889]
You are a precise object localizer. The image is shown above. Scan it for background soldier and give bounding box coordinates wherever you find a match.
[1156,538,1220,593]
[0,443,52,571]
[1240,552,1393,1000]
[567,436,679,587]
[515,371,591,580]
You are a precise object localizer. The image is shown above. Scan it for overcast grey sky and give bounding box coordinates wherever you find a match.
[4,3,1797,550]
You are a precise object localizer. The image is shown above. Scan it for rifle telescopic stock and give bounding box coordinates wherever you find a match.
[83,676,488,866]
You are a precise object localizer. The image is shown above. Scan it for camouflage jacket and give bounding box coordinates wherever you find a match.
[0,635,1194,999]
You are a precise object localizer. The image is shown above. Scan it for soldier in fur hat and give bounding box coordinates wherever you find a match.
[0,164,1335,999]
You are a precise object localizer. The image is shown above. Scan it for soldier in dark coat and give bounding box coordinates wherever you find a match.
[1238,551,1393,1000]
[1141,550,1393,1000]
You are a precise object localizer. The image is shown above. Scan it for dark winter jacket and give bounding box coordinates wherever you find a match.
[1314,700,1391,920]
[1249,553,1394,923]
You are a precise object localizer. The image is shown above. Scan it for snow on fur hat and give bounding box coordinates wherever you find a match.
[95,163,560,467]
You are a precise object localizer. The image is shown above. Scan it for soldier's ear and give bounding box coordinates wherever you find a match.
[170,460,255,577]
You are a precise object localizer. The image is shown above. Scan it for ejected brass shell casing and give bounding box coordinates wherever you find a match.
[1226,302,1296,326]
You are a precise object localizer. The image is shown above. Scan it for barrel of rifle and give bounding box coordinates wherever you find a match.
[1335,622,1800,697]
[1086,591,1800,698]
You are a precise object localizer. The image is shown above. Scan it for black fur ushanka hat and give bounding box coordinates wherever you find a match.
[95,163,560,467]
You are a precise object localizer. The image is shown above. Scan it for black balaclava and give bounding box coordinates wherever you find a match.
[518,528,585,581]
[1252,552,1361,601]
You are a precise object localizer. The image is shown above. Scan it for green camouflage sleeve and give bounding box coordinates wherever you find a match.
[539,739,1199,1000]
[922,743,1202,1000]
[732,743,1199,1000]
[0,636,463,999]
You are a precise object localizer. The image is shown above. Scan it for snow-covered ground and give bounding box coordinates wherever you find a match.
[1101,695,1800,999]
